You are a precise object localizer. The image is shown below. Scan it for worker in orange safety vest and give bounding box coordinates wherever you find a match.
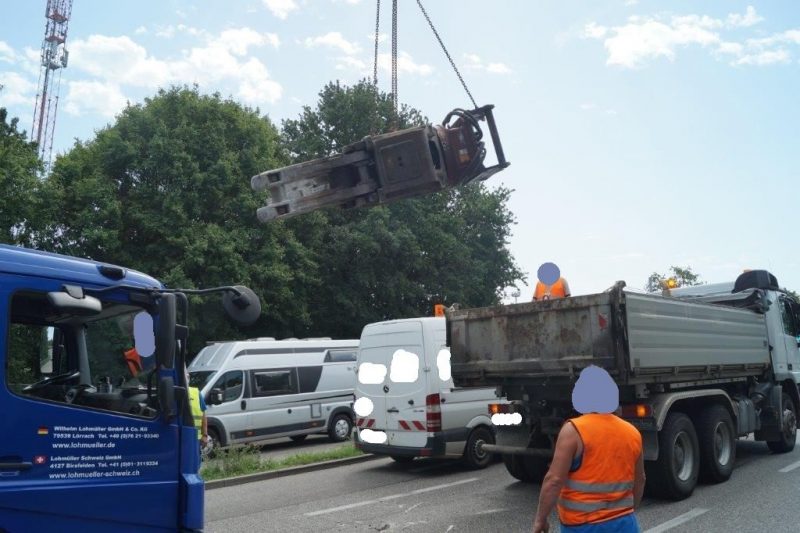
[533,262,571,301]
[532,365,645,533]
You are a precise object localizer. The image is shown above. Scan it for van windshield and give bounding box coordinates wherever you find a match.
[189,371,216,389]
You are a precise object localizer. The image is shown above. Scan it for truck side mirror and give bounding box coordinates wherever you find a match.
[222,286,261,326]
[207,388,224,406]
[158,376,176,421]
[156,294,176,369]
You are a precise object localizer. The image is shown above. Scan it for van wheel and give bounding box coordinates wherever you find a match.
[328,414,353,442]
[290,435,308,443]
[503,454,547,483]
[648,412,699,500]
[767,393,797,454]
[463,427,494,470]
[391,456,415,464]
[697,405,736,483]
[206,427,222,457]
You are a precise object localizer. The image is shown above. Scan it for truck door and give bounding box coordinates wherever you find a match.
[779,297,800,381]
[0,283,183,532]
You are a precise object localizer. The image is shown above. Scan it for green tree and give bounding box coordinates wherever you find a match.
[280,80,523,337]
[646,266,703,293]
[0,108,43,245]
[38,87,312,353]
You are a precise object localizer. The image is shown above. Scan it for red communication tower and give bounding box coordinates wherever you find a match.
[31,0,73,170]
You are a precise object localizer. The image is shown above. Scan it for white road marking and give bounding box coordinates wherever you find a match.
[404,502,423,513]
[304,478,479,517]
[644,508,709,533]
[779,459,800,473]
[445,526,454,533]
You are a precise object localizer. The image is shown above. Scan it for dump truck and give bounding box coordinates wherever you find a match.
[447,270,800,500]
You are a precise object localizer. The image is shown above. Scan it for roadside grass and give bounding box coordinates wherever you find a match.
[200,442,364,481]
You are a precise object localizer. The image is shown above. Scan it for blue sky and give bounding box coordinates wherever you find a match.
[2,1,798,299]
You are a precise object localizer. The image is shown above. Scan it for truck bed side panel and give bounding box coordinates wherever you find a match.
[625,293,770,372]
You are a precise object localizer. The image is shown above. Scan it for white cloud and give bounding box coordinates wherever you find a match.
[0,41,17,63]
[377,51,433,76]
[155,25,176,38]
[65,28,283,117]
[585,6,795,68]
[262,0,298,20]
[583,22,608,39]
[134,26,147,35]
[335,55,367,72]
[727,6,763,28]
[64,80,128,118]
[462,53,512,75]
[304,32,361,55]
[733,48,791,66]
[579,103,596,110]
[0,71,36,106]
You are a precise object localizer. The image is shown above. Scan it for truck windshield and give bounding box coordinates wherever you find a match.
[6,291,159,418]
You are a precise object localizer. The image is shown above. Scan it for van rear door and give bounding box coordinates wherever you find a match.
[357,320,428,448]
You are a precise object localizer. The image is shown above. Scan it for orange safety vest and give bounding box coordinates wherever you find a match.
[557,413,642,526]
[534,278,569,300]
[124,347,142,377]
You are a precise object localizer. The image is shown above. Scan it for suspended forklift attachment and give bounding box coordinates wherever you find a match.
[251,105,509,223]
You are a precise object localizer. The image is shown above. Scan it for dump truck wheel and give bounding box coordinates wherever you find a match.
[767,392,797,454]
[648,412,699,500]
[697,404,736,483]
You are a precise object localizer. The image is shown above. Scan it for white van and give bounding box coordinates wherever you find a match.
[188,338,359,450]
[353,317,499,468]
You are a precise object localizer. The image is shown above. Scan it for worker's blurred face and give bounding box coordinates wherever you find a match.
[572,365,619,414]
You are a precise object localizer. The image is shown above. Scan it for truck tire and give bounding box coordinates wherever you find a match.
[648,412,699,500]
[462,426,494,470]
[502,454,547,483]
[328,413,353,443]
[696,404,736,483]
[766,392,797,454]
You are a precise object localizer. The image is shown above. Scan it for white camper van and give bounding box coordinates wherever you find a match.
[353,317,499,468]
[188,338,359,450]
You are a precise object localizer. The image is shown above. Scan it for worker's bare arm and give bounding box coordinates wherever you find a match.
[634,451,645,508]
[532,422,579,533]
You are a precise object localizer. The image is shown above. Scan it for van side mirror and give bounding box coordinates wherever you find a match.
[156,294,176,369]
[207,388,224,406]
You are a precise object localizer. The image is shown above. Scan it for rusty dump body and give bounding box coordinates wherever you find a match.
[447,283,771,392]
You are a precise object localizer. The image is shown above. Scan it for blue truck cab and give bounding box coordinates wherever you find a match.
[0,245,261,531]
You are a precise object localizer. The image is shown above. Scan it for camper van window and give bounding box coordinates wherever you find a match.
[253,369,297,397]
[212,370,245,402]
[325,350,357,363]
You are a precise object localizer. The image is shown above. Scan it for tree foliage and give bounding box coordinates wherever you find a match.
[645,266,703,293]
[0,108,43,245]
[39,88,311,353]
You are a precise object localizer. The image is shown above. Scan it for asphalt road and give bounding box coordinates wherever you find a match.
[206,436,800,532]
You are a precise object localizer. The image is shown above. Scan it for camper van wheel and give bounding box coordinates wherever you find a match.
[290,435,308,443]
[328,413,353,442]
[766,392,797,454]
[463,426,495,470]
